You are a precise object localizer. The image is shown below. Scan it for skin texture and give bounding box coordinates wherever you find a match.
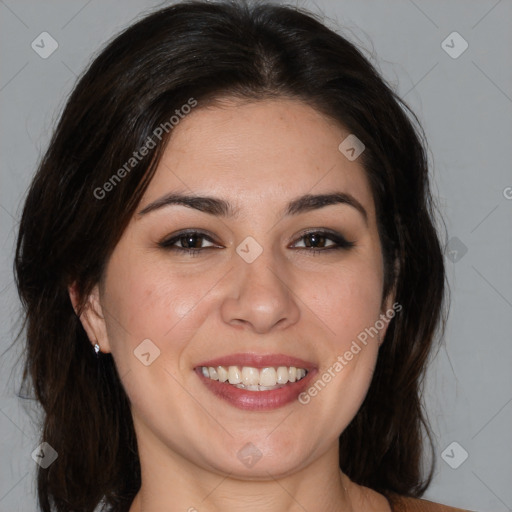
[71,98,395,512]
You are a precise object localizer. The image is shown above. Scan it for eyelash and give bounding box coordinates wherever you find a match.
[158,229,355,257]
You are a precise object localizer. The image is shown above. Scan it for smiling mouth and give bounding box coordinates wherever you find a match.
[194,353,317,410]
[199,365,308,391]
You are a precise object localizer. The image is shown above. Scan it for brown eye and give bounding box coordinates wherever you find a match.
[158,230,219,255]
[302,232,330,248]
[291,230,355,253]
[177,233,207,249]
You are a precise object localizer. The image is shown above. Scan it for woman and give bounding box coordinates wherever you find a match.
[14,1,475,511]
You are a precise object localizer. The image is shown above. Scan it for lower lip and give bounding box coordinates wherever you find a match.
[195,368,317,411]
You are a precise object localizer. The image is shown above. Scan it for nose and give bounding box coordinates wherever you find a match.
[220,245,301,334]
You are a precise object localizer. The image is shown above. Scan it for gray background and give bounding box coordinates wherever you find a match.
[1,0,511,511]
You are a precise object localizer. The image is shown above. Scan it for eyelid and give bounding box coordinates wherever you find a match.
[288,228,355,247]
[158,229,222,248]
[292,227,343,239]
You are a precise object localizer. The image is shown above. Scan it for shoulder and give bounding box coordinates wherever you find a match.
[389,494,477,512]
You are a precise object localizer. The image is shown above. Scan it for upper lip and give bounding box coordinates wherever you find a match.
[195,353,316,370]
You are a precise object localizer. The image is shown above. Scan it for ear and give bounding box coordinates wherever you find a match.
[68,281,111,354]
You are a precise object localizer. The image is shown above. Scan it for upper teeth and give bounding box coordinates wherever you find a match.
[201,365,307,387]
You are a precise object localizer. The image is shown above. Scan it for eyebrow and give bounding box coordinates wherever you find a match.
[138,191,368,225]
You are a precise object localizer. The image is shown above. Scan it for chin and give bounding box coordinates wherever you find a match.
[197,440,308,479]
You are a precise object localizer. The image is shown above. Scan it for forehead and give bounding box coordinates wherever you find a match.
[141,98,375,220]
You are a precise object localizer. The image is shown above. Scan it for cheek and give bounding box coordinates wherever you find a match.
[297,267,382,433]
[101,252,220,355]
[303,260,384,343]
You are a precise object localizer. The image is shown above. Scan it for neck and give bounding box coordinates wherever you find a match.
[127,435,390,512]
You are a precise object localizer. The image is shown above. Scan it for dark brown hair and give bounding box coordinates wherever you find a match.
[13,1,448,510]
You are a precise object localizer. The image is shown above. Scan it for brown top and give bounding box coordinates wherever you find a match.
[389,494,476,512]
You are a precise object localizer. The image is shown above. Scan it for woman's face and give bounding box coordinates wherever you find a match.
[81,98,396,478]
